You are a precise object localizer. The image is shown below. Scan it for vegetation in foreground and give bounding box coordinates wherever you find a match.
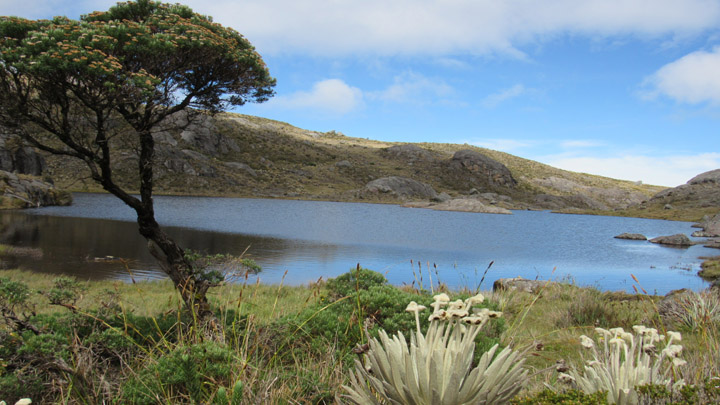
[0,267,719,404]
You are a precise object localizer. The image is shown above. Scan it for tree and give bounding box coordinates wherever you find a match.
[0,0,276,320]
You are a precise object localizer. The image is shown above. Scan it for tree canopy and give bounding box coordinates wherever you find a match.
[0,0,276,320]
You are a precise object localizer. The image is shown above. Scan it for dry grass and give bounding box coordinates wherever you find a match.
[2,268,719,403]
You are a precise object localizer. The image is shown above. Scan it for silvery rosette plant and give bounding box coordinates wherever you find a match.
[343,293,527,404]
[562,326,686,405]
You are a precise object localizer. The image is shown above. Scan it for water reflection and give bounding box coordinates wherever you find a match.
[0,193,713,293]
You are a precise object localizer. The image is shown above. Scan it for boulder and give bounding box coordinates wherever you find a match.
[383,144,434,162]
[492,277,551,293]
[533,193,608,210]
[449,149,517,188]
[335,160,353,169]
[688,169,720,185]
[700,214,720,237]
[165,111,240,155]
[0,135,46,176]
[363,176,438,200]
[431,192,452,203]
[224,162,257,177]
[426,198,512,214]
[649,234,695,247]
[648,169,720,210]
[705,239,720,249]
[657,289,697,326]
[614,233,647,240]
[0,170,72,207]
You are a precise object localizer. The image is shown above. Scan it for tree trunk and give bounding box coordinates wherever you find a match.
[134,207,215,322]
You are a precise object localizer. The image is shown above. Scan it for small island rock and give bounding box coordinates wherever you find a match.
[649,234,695,247]
[614,233,647,240]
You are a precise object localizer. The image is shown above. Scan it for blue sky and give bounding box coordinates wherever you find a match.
[3,0,720,186]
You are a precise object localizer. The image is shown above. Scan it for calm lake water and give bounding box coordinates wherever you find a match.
[0,193,712,294]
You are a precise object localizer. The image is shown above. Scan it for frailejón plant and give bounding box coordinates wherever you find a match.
[564,325,686,405]
[343,293,527,404]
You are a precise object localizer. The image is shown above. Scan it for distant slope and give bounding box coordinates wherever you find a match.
[42,111,665,213]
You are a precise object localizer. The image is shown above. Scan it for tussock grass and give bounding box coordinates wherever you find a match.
[1,268,719,403]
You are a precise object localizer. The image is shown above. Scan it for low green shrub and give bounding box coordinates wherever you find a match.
[276,268,504,366]
[511,389,607,404]
[121,342,236,404]
[325,266,388,298]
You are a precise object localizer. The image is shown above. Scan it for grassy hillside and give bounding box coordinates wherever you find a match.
[44,111,666,213]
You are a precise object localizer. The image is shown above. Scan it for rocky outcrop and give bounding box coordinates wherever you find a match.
[447,149,517,188]
[493,276,553,293]
[614,233,647,240]
[648,168,720,209]
[649,234,696,247]
[688,169,720,185]
[533,193,608,210]
[362,176,438,200]
[0,135,46,176]
[0,170,71,208]
[163,110,241,155]
[404,197,512,214]
[693,213,720,237]
[533,176,647,210]
[382,144,435,162]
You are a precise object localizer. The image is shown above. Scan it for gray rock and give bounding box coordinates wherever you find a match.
[167,111,240,155]
[664,204,673,210]
[649,169,720,210]
[181,149,208,160]
[0,135,46,176]
[688,169,720,185]
[0,170,71,207]
[152,131,178,146]
[614,233,647,240]
[431,192,452,203]
[649,234,695,247]
[449,150,517,188]
[657,289,697,326]
[224,162,257,177]
[492,277,552,293]
[335,160,353,168]
[364,176,438,200]
[705,238,720,249]
[701,214,720,237]
[532,176,651,210]
[423,198,512,214]
[383,144,434,162]
[691,231,712,237]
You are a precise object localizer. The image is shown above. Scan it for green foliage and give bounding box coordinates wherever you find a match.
[277,268,504,366]
[555,289,646,330]
[0,277,31,308]
[0,373,43,404]
[121,342,235,404]
[511,389,607,404]
[211,380,244,405]
[45,276,84,306]
[325,266,388,297]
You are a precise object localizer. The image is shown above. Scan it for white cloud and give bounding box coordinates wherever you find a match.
[482,84,528,107]
[369,72,454,104]
[643,46,720,104]
[184,0,720,57]
[14,1,720,57]
[266,79,363,114]
[544,153,720,186]
[560,140,605,148]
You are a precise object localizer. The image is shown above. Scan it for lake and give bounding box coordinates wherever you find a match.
[0,193,712,294]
